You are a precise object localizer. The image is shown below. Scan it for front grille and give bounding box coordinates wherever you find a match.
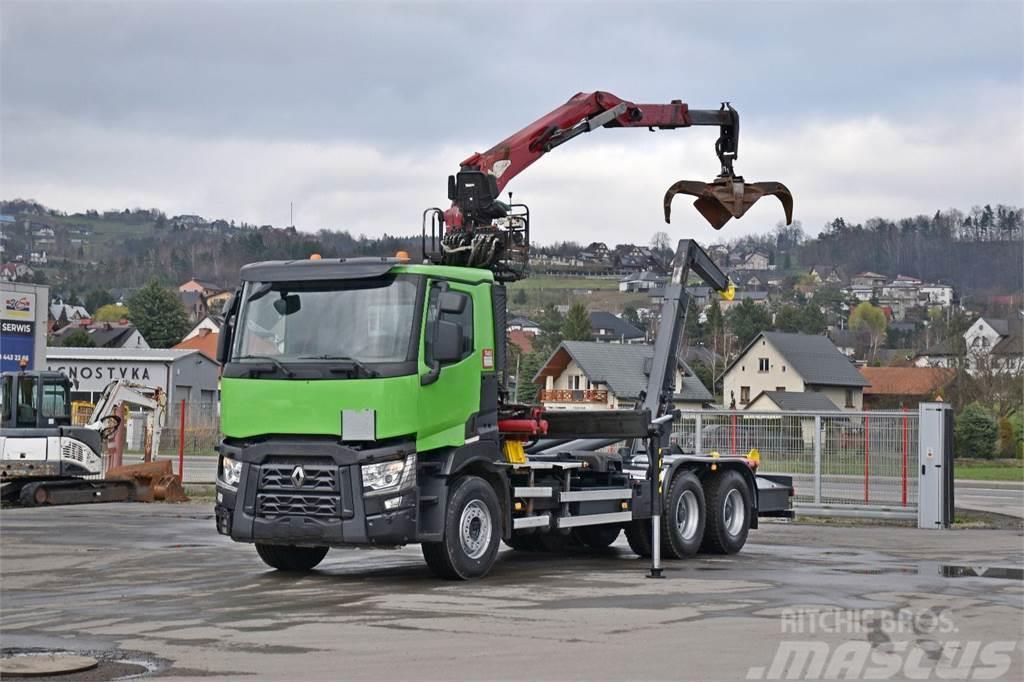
[62,441,85,463]
[259,464,337,492]
[257,493,339,518]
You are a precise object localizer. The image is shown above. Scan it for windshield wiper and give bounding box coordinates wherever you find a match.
[234,355,295,378]
[297,355,379,378]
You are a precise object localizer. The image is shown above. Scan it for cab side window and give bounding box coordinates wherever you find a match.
[424,288,474,366]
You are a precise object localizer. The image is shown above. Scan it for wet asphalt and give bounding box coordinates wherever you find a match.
[1,503,1022,681]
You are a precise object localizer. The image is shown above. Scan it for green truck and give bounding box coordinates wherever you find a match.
[213,240,793,579]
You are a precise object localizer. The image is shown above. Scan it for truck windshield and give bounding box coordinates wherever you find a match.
[232,275,422,367]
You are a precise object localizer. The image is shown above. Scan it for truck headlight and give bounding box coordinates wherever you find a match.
[219,456,242,487]
[362,454,416,496]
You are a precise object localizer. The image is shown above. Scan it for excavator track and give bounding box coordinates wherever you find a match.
[15,479,137,507]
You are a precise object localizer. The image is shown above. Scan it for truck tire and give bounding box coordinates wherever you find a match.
[255,543,329,571]
[625,520,653,558]
[573,524,621,549]
[701,470,753,555]
[422,475,501,580]
[661,471,705,559]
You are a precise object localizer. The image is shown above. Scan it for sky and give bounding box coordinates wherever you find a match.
[1,0,1022,245]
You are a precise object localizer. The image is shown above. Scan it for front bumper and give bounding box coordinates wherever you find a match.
[214,438,419,547]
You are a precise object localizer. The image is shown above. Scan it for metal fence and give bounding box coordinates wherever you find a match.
[159,401,221,456]
[674,409,919,518]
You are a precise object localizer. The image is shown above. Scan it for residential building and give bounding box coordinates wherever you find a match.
[178,290,209,325]
[851,272,887,289]
[178,278,223,297]
[589,311,645,343]
[808,265,843,285]
[205,289,233,312]
[747,390,839,412]
[731,250,770,271]
[182,315,223,342]
[828,328,868,358]
[859,366,955,409]
[718,290,769,313]
[0,262,33,282]
[507,329,535,355]
[964,316,1023,374]
[48,302,91,331]
[912,342,956,369]
[51,321,150,349]
[173,327,220,362]
[507,316,541,334]
[721,331,869,411]
[534,340,713,411]
[619,271,667,292]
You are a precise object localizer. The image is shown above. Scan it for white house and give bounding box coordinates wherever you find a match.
[721,331,869,411]
[732,250,771,271]
[182,315,223,342]
[619,271,667,292]
[534,341,713,411]
[964,316,1023,374]
[507,316,541,335]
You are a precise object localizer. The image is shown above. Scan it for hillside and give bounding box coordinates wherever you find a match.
[1,199,1020,303]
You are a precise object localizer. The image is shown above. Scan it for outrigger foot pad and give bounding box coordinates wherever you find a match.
[664,176,794,229]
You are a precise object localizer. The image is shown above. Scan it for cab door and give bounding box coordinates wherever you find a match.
[416,281,482,451]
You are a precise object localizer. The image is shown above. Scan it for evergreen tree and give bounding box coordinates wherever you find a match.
[126,279,190,348]
[561,302,592,341]
[726,299,773,348]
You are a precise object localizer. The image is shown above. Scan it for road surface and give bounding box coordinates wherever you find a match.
[2,504,1021,680]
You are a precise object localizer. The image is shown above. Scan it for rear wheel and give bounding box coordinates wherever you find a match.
[661,471,705,559]
[255,543,329,571]
[422,475,501,580]
[701,470,752,555]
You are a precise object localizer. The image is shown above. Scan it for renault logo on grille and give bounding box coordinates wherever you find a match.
[291,466,306,487]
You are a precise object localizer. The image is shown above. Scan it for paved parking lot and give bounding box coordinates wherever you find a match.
[1,503,1022,681]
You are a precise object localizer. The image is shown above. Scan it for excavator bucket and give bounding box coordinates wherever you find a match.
[105,460,189,503]
[664,177,794,229]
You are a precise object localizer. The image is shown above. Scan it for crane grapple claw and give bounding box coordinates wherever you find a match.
[664,177,794,229]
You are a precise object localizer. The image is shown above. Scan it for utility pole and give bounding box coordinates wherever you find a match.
[290,202,294,229]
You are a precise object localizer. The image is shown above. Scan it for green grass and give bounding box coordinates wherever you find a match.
[954,459,1024,481]
[509,275,619,291]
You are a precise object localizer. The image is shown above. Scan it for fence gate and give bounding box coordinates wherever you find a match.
[675,403,952,523]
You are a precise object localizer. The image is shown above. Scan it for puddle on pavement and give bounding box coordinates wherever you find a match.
[1,648,168,680]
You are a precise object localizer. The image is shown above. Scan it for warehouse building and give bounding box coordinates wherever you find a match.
[45,347,220,405]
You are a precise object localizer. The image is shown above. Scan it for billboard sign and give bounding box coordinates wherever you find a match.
[1,291,37,371]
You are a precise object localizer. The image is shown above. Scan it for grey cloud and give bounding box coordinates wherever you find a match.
[1,1,1022,244]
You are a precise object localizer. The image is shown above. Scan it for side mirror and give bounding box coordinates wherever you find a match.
[434,320,463,363]
[216,289,240,365]
[439,291,466,314]
[216,323,231,364]
[273,293,301,316]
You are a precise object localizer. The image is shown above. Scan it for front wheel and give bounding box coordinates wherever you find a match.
[422,475,501,580]
[701,470,753,555]
[255,543,329,571]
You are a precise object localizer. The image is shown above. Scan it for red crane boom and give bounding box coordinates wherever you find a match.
[422,91,792,279]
